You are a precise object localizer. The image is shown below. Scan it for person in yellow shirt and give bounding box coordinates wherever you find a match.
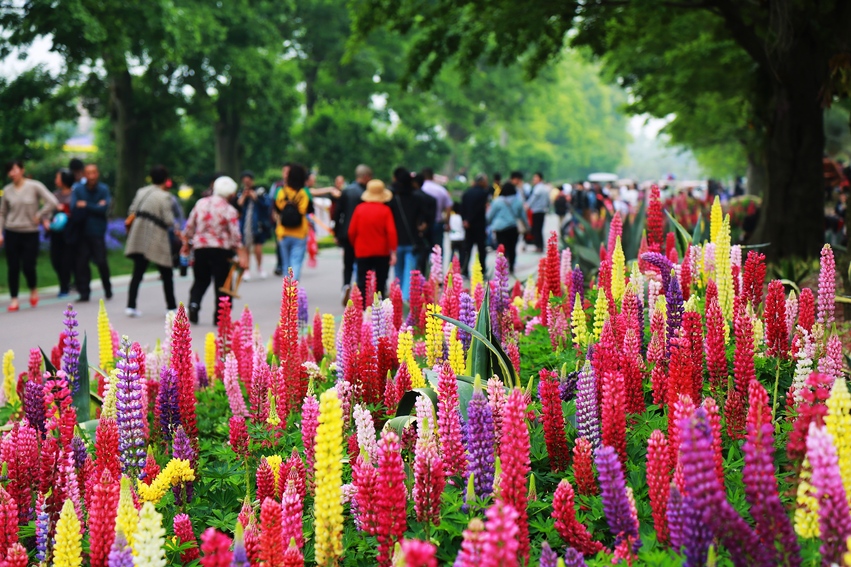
[274,163,310,281]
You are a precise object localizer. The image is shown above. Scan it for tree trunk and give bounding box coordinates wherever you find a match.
[215,94,242,178]
[745,151,768,196]
[751,42,826,260]
[108,68,148,216]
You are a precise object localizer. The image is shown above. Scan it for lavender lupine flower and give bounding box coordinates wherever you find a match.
[35,495,50,563]
[570,266,585,309]
[680,408,767,566]
[666,275,683,356]
[61,304,81,393]
[576,361,601,448]
[353,404,378,462]
[563,547,588,567]
[458,292,476,352]
[671,486,713,567]
[297,287,309,326]
[24,378,46,435]
[595,445,641,553]
[493,251,510,313]
[807,423,851,564]
[539,542,558,567]
[115,336,146,476]
[108,531,134,567]
[71,436,87,469]
[172,425,195,504]
[371,298,386,345]
[641,252,674,291]
[157,366,180,442]
[465,387,496,499]
[232,527,250,567]
[666,484,685,552]
[195,360,208,389]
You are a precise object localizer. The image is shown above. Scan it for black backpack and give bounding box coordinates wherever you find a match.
[279,191,303,228]
[554,194,568,215]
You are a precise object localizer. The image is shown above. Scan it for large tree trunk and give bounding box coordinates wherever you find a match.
[751,41,826,260]
[215,95,242,178]
[108,67,148,216]
[745,151,768,196]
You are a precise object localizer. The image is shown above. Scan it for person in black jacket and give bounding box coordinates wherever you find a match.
[461,173,489,278]
[412,172,437,275]
[388,167,430,300]
[332,164,371,305]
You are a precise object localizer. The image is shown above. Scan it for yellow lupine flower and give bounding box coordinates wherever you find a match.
[408,353,425,389]
[425,304,444,367]
[592,287,609,340]
[826,378,851,505]
[137,459,196,503]
[710,196,722,243]
[133,501,167,567]
[267,390,281,426]
[97,300,114,373]
[611,236,625,302]
[448,328,465,377]
[204,332,216,379]
[794,458,820,538]
[53,499,82,567]
[2,350,17,406]
[471,258,483,295]
[313,388,344,566]
[116,477,139,547]
[397,329,413,366]
[267,454,283,492]
[844,536,851,566]
[684,295,698,313]
[322,314,336,359]
[715,215,733,321]
[101,369,119,419]
[570,294,588,348]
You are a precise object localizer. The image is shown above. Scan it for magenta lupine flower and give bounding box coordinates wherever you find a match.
[61,304,81,392]
[115,336,146,476]
[157,366,181,442]
[576,362,601,449]
[281,469,304,549]
[595,445,641,555]
[680,407,767,566]
[807,423,851,564]
[223,354,248,419]
[302,394,320,474]
[465,387,495,499]
[480,500,519,567]
[818,333,844,381]
[400,539,437,567]
[24,378,46,435]
[413,427,444,527]
[665,275,683,357]
[458,292,476,353]
[436,362,467,477]
[818,244,836,324]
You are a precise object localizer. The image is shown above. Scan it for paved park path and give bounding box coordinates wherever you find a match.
[0,216,558,363]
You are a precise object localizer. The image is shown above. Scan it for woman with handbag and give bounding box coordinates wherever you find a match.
[487,181,528,274]
[124,165,178,317]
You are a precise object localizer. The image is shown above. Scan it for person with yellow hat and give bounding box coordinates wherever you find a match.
[347,179,397,308]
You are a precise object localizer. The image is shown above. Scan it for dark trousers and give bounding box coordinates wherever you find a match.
[127,254,176,310]
[495,226,520,273]
[531,212,546,250]
[462,228,487,277]
[49,231,73,293]
[4,230,39,298]
[342,240,356,288]
[356,255,390,309]
[75,234,111,299]
[189,248,233,320]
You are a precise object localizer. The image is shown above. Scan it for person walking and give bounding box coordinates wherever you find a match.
[420,167,453,258]
[460,173,489,278]
[388,167,429,300]
[0,160,58,311]
[274,164,310,282]
[270,163,291,275]
[183,176,247,325]
[348,179,397,309]
[71,163,113,302]
[124,165,178,317]
[236,170,272,281]
[487,182,528,274]
[49,168,76,298]
[333,164,371,304]
[526,171,550,252]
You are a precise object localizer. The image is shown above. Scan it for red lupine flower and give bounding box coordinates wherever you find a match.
[277,276,301,414]
[499,388,531,563]
[390,280,404,330]
[88,469,119,567]
[384,375,398,415]
[647,185,663,251]
[352,454,379,534]
[724,380,746,442]
[552,479,605,556]
[140,449,160,486]
[312,309,324,361]
[27,347,42,384]
[200,528,233,567]
[260,497,285,567]
[727,303,755,440]
[413,431,445,527]
[282,538,304,567]
[0,485,19,560]
[174,513,200,564]
[665,232,677,262]
[539,370,570,472]
[666,329,694,408]
[281,469,304,549]
[229,416,249,460]
[215,295,233,379]
[172,305,198,439]
[646,430,671,545]
[608,213,623,254]
[376,429,408,567]
[702,397,725,487]
[742,251,766,309]
[798,288,815,332]
[704,281,727,400]
[244,523,261,565]
[680,245,692,301]
[256,458,276,505]
[681,311,703,401]
[359,332,382,407]
[395,362,413,405]
[765,280,788,359]
[788,373,832,468]
[5,421,37,524]
[668,394,696,470]
[3,543,27,567]
[436,362,467,477]
[602,370,627,465]
[573,437,597,496]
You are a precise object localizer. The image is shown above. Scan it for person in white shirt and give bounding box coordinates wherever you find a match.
[526,172,551,252]
[420,167,453,260]
[448,202,465,261]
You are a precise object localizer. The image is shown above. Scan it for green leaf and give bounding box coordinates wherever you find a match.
[664,209,692,253]
[40,347,57,375]
[384,415,416,435]
[72,333,91,422]
[395,387,438,417]
[433,310,518,388]
[691,213,703,244]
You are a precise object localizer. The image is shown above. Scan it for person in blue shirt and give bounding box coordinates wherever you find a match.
[71,163,112,301]
[487,182,529,274]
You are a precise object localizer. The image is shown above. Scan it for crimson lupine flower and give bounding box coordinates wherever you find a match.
[0,485,19,560]
[172,305,198,439]
[798,288,815,332]
[352,454,378,534]
[283,449,307,501]
[359,331,382,407]
[256,458,276,505]
[277,276,302,413]
[282,538,304,567]
[413,427,445,526]
[607,213,622,254]
[5,421,37,523]
[260,497,285,567]
[601,370,627,466]
[621,326,645,415]
[400,539,438,567]
[281,469,304,549]
[390,280,403,329]
[667,329,694,408]
[436,362,467,477]
[704,281,727,399]
[702,398,725,488]
[499,388,531,563]
[596,445,641,558]
[228,416,249,460]
[338,299,361,384]
[573,437,597,496]
[174,513,200,564]
[667,394,695,472]
[681,311,703,401]
[376,429,407,567]
[200,528,233,567]
[680,245,692,301]
[311,309,324,361]
[646,430,671,545]
[481,500,520,567]
[140,449,160,485]
[539,370,570,472]
[742,251,767,309]
[728,303,755,440]
[647,187,663,251]
[788,372,833,468]
[665,231,677,261]
[250,363,270,423]
[216,295,233,376]
[552,479,605,556]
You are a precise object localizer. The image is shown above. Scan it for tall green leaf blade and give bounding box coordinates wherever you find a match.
[40,347,57,375]
[433,312,517,388]
[665,210,692,255]
[73,334,91,422]
[395,387,438,417]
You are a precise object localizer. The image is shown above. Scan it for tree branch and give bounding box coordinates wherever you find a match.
[709,0,770,69]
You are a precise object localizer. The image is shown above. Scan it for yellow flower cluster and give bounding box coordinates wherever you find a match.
[570,295,588,348]
[322,314,336,359]
[397,329,424,388]
[2,350,17,406]
[117,477,139,547]
[425,304,444,367]
[267,390,282,426]
[97,300,114,373]
[715,215,733,321]
[826,378,851,504]
[448,328,465,377]
[313,388,344,566]
[267,454,284,492]
[710,196,722,243]
[137,459,196,503]
[592,287,608,340]
[133,501,167,567]
[204,332,216,379]
[794,458,820,538]
[101,369,119,420]
[611,236,625,302]
[54,499,82,567]
[470,260,483,295]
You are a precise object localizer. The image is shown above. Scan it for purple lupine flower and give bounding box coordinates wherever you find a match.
[493,251,510,314]
[371,296,386,344]
[115,336,146,476]
[465,388,495,499]
[563,547,588,567]
[35,494,49,563]
[680,407,767,566]
[666,275,683,357]
[595,445,641,552]
[673,486,713,567]
[807,423,851,565]
[157,366,180,442]
[195,360,208,389]
[634,290,646,356]
[539,541,558,567]
[172,425,195,504]
[297,287,309,326]
[558,370,580,402]
[570,266,585,309]
[666,484,685,552]
[61,304,81,393]
[641,252,674,291]
[489,281,502,343]
[108,531,134,567]
[71,436,88,469]
[575,361,601,448]
[458,292,476,352]
[232,528,250,567]
[24,378,46,435]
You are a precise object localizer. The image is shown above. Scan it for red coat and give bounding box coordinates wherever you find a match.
[348,202,398,258]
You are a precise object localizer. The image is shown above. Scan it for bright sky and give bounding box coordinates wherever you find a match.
[0,36,63,77]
